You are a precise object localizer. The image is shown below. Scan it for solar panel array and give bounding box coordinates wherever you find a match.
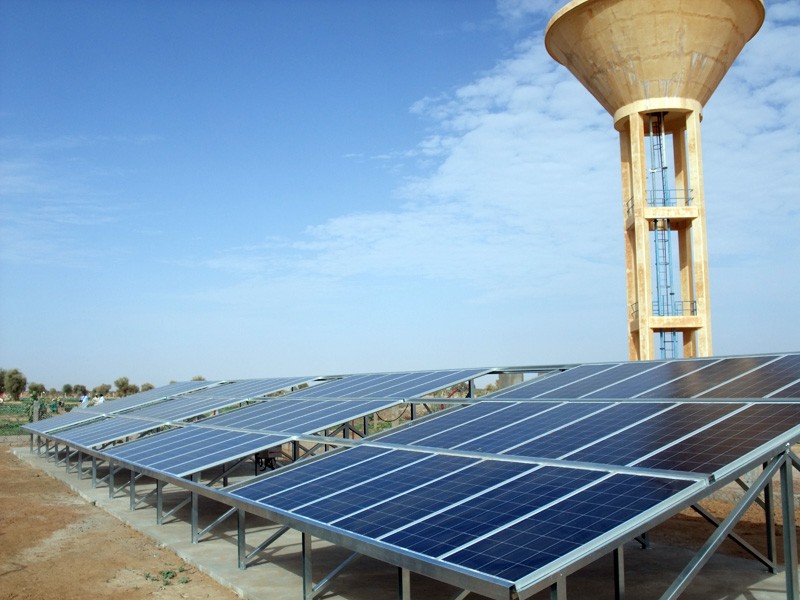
[21,353,800,599]
[22,379,218,435]
[47,377,314,449]
[223,353,800,597]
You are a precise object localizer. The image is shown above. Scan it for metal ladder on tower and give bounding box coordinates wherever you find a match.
[648,113,678,359]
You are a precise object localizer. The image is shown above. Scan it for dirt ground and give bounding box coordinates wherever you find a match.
[1,439,797,600]
[0,442,240,600]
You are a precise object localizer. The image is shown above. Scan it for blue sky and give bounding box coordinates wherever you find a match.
[1,0,798,390]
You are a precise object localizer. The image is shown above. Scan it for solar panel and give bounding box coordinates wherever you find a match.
[486,364,613,399]
[581,359,717,398]
[534,361,661,398]
[21,380,217,435]
[226,448,702,593]
[636,356,777,398]
[47,378,314,449]
[697,354,800,398]
[286,368,491,399]
[103,398,399,477]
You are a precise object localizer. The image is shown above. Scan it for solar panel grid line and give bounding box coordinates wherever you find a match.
[232,447,395,503]
[436,471,619,561]
[495,403,617,457]
[372,402,512,446]
[485,364,612,399]
[635,357,776,399]
[108,426,226,465]
[556,402,679,460]
[394,402,546,449]
[769,380,800,398]
[325,459,486,529]
[637,404,800,476]
[356,372,446,398]
[581,359,717,399]
[626,403,753,473]
[703,357,800,399]
[693,354,787,398]
[289,373,406,398]
[529,364,620,398]
[288,451,443,514]
[370,462,547,542]
[764,376,800,398]
[531,361,662,399]
[626,358,723,399]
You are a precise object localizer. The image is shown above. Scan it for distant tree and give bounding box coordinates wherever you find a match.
[114,377,139,397]
[62,384,74,396]
[0,369,6,395]
[29,382,46,397]
[92,383,111,397]
[48,388,57,396]
[74,384,87,396]
[191,375,206,381]
[141,383,155,392]
[4,369,27,402]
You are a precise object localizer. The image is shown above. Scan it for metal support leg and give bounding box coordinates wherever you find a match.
[65,445,70,472]
[302,533,313,600]
[238,509,247,570]
[108,462,115,498]
[77,452,83,480]
[157,480,164,525]
[764,463,778,572]
[398,567,411,600]
[780,456,798,599]
[614,545,625,600]
[129,470,136,510]
[91,456,97,488]
[550,577,566,600]
[191,473,200,544]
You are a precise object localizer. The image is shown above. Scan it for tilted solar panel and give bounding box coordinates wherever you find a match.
[486,364,612,399]
[636,356,776,398]
[286,368,491,399]
[21,380,218,435]
[697,354,800,398]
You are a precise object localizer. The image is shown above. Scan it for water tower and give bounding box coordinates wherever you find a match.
[545,0,765,360]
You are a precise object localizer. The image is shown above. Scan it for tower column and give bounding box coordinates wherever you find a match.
[620,112,654,360]
[686,110,713,356]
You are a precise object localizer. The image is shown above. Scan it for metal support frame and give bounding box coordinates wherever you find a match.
[659,453,787,600]
[614,546,625,600]
[302,533,313,600]
[449,589,472,600]
[399,567,411,600]
[550,575,566,600]
[780,453,798,599]
[191,472,200,544]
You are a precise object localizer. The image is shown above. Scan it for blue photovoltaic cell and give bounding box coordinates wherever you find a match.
[376,402,514,446]
[295,454,477,524]
[697,354,800,398]
[382,403,562,450]
[567,403,742,466]
[487,364,614,399]
[105,426,289,477]
[379,466,606,558]
[582,359,716,398]
[484,403,669,458]
[231,446,393,505]
[535,361,662,398]
[637,356,777,398]
[638,403,800,474]
[287,369,489,399]
[442,473,693,583]
[328,461,536,538]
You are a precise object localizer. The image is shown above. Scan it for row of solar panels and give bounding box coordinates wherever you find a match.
[23,353,800,599]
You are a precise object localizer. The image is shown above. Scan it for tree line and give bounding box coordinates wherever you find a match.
[0,369,204,402]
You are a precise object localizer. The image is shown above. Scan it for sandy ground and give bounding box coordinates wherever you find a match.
[0,442,240,600]
[1,437,797,600]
